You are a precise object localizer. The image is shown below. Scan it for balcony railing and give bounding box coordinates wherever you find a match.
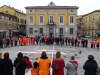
[47,22,56,25]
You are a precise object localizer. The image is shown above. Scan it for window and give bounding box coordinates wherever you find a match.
[98,22,100,29]
[99,15,100,19]
[29,16,33,23]
[9,17,11,21]
[30,10,32,12]
[59,15,64,24]
[71,10,73,12]
[92,22,94,29]
[92,16,94,20]
[49,15,54,23]
[6,11,8,13]
[0,15,2,19]
[70,28,73,34]
[39,15,43,24]
[59,28,63,34]
[39,28,43,34]
[70,15,74,24]
[29,28,33,34]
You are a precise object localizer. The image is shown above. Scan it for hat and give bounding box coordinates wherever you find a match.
[4,52,9,58]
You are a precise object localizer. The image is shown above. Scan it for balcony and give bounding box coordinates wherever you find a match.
[47,21,56,25]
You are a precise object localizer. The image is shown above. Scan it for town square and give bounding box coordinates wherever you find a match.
[0,0,100,75]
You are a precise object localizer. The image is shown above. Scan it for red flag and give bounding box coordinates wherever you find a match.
[52,20,54,24]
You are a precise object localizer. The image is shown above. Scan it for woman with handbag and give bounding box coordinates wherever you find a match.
[14,52,27,75]
[65,56,78,75]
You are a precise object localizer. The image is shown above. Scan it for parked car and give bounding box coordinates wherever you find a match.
[85,36,90,38]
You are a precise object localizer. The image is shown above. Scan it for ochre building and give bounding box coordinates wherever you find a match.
[0,5,26,37]
[25,2,79,37]
[82,10,100,38]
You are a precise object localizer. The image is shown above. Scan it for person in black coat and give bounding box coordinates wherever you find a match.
[14,52,27,75]
[2,52,13,75]
[0,52,2,75]
[83,55,98,75]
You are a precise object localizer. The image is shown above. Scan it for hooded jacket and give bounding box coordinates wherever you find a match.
[0,52,2,75]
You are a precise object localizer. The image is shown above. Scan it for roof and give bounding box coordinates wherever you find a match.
[25,6,79,9]
[83,10,100,17]
[0,5,26,15]
[16,10,26,15]
[0,12,17,18]
[77,15,84,19]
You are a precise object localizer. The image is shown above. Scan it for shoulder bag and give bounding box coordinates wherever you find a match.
[14,63,20,75]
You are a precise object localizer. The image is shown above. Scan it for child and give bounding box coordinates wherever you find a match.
[30,62,39,75]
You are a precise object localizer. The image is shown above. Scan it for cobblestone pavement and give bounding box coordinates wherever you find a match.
[0,40,100,75]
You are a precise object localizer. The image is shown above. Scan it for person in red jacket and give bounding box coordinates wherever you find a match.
[23,56,32,68]
[52,51,65,75]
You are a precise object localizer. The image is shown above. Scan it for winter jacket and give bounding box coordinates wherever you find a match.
[2,58,13,75]
[52,59,65,75]
[14,58,27,75]
[0,59,2,75]
[83,60,98,75]
[65,60,78,75]
[24,58,32,68]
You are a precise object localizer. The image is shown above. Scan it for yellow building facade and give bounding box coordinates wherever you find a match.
[82,10,100,38]
[25,2,79,37]
[0,5,26,36]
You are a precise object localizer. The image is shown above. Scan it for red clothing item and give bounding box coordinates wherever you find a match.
[72,60,78,65]
[24,58,32,68]
[52,59,65,75]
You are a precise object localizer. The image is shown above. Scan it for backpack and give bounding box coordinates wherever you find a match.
[53,61,59,72]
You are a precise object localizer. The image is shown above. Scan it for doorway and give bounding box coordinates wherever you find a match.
[49,28,53,36]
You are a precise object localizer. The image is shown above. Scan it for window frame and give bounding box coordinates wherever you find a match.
[59,15,64,25]
[39,28,43,34]
[39,15,44,25]
[29,15,34,25]
[29,28,33,34]
[30,10,32,12]
[69,15,74,25]
[70,28,73,34]
[59,28,63,34]
[49,15,54,23]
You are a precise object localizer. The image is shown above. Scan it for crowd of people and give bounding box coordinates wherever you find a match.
[0,51,99,75]
[0,35,100,49]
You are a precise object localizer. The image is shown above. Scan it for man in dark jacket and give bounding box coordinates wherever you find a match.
[83,55,98,75]
[0,52,2,75]
[2,52,13,75]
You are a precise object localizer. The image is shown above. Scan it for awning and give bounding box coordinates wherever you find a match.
[19,30,26,34]
[13,30,19,32]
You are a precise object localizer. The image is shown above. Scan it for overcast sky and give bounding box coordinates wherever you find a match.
[0,0,100,15]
